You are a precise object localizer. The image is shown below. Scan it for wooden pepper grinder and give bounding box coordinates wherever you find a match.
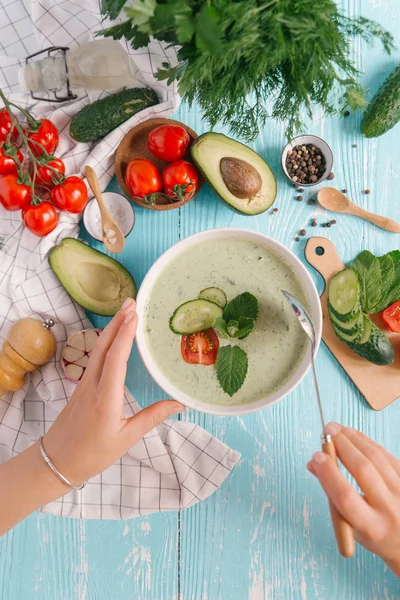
[0,318,56,398]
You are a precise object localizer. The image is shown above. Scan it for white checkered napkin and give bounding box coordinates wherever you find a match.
[0,0,241,518]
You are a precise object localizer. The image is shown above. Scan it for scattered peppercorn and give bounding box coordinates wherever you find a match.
[298,188,304,193]
[285,143,327,185]
[297,195,303,201]
[321,223,327,227]
[300,229,306,236]
[295,236,300,242]
[326,222,331,227]
[353,144,358,148]
[342,189,348,193]
[272,207,279,212]
[331,219,337,225]
[327,172,335,180]
[308,198,316,205]
[311,220,317,227]
[364,189,370,195]
[344,110,350,117]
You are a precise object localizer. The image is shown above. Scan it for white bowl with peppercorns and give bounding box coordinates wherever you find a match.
[281,135,333,187]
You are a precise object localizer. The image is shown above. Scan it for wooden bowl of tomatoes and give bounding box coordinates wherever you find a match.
[115,118,203,211]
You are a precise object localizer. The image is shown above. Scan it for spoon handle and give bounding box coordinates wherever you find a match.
[85,166,107,213]
[322,440,355,558]
[350,206,400,233]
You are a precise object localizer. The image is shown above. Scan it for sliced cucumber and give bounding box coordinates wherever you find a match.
[170,299,223,335]
[332,323,364,344]
[329,308,363,335]
[349,316,395,366]
[198,287,227,308]
[328,269,360,321]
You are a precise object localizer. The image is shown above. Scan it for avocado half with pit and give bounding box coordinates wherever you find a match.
[191,132,277,215]
[49,238,136,316]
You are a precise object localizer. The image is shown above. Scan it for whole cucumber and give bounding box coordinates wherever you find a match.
[361,65,400,138]
[69,88,159,143]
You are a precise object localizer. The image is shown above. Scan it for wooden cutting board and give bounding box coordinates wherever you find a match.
[305,237,400,411]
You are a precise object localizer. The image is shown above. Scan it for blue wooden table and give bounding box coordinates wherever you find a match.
[1,1,400,597]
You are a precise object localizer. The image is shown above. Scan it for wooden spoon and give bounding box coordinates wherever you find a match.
[85,166,125,253]
[317,188,400,233]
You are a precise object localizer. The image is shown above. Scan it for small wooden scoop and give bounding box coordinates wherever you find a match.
[85,166,125,253]
[317,188,400,233]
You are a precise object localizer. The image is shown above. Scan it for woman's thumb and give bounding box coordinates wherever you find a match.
[123,400,185,444]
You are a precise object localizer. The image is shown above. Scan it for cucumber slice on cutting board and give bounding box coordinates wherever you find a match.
[329,308,363,335]
[349,316,395,366]
[198,287,227,308]
[361,65,400,138]
[170,299,223,335]
[328,269,360,321]
[332,323,364,344]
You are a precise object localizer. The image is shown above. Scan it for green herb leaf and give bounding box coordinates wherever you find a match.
[213,316,229,339]
[232,317,255,339]
[216,346,248,396]
[373,255,395,313]
[195,6,222,53]
[223,292,258,323]
[227,319,239,337]
[124,0,156,33]
[349,251,381,312]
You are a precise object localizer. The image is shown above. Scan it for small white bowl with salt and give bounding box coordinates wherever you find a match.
[83,192,135,242]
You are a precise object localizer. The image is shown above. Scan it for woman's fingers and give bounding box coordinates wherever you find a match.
[347,427,400,480]
[84,298,136,382]
[122,401,185,445]
[98,309,138,398]
[310,451,378,533]
[324,423,388,507]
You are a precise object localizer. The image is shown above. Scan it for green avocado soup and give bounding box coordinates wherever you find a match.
[144,237,309,406]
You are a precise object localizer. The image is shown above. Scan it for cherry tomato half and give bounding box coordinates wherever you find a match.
[382,301,400,333]
[0,145,23,176]
[50,176,88,213]
[162,160,199,202]
[0,174,31,211]
[36,157,65,186]
[0,109,18,143]
[125,158,162,204]
[181,328,219,365]
[22,201,58,237]
[148,125,190,162]
[26,119,59,156]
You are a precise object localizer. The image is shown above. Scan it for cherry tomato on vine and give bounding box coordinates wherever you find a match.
[162,160,199,201]
[22,201,58,237]
[0,174,31,211]
[36,157,65,186]
[0,145,23,176]
[26,119,59,156]
[125,158,162,204]
[148,125,190,161]
[0,109,18,143]
[50,176,88,213]
[181,329,219,365]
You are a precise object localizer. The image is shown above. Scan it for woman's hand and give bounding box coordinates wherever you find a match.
[43,297,184,487]
[307,423,400,577]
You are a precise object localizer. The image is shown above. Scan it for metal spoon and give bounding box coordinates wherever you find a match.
[317,188,400,233]
[85,166,125,254]
[282,290,355,558]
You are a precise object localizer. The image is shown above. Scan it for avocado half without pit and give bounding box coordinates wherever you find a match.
[191,132,277,215]
[49,238,137,316]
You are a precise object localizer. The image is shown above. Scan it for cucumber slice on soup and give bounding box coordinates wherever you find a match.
[198,287,227,308]
[170,299,223,335]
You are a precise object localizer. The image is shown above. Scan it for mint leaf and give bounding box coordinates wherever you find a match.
[349,251,381,313]
[223,292,258,323]
[227,319,239,337]
[232,317,255,339]
[216,346,248,396]
[213,316,229,339]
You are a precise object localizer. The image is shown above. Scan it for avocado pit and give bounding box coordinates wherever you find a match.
[220,157,262,199]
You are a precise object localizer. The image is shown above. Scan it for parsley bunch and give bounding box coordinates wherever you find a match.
[101,0,394,141]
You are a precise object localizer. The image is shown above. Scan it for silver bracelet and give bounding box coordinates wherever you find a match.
[38,437,86,491]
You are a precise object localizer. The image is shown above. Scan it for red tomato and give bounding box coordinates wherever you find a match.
[0,145,23,176]
[148,125,190,161]
[36,157,65,186]
[125,158,162,203]
[0,109,18,143]
[181,328,219,365]
[0,174,31,211]
[382,301,400,332]
[50,176,88,213]
[26,119,59,156]
[22,201,58,237]
[162,160,199,201]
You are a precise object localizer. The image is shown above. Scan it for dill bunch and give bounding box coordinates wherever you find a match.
[101,0,394,141]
